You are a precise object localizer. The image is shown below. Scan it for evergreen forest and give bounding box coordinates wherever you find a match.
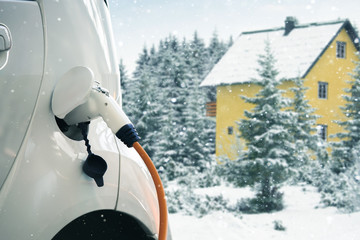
[120,32,360,216]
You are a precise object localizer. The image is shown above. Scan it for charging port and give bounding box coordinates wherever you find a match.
[55,116,88,141]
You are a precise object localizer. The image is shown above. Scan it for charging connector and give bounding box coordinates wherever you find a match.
[51,72,168,240]
[115,124,140,148]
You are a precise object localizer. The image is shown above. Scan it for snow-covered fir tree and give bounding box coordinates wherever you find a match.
[152,36,191,180]
[122,33,230,186]
[181,32,217,186]
[303,59,360,212]
[289,77,328,167]
[307,145,360,212]
[331,58,360,173]
[155,35,215,182]
[204,31,231,103]
[123,47,161,158]
[201,32,231,158]
[122,46,150,121]
[238,41,296,212]
[207,31,228,66]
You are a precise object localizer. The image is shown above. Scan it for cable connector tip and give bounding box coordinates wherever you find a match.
[115,124,140,148]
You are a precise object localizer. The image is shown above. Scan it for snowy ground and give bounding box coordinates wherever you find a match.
[169,184,360,240]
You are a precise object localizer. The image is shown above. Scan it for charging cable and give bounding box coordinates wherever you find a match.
[116,124,168,240]
[133,142,168,240]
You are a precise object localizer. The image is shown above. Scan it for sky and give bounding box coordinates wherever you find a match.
[108,0,360,74]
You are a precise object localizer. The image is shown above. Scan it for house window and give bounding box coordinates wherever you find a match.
[206,101,216,117]
[318,82,328,99]
[317,124,328,141]
[227,126,234,135]
[336,41,346,59]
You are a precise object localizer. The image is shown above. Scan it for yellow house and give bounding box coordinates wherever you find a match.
[200,18,360,160]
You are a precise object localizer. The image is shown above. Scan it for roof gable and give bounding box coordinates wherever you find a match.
[201,20,359,87]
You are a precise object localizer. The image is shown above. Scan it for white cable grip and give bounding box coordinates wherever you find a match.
[63,87,132,134]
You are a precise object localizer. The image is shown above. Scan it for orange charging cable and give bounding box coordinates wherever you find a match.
[133,142,168,240]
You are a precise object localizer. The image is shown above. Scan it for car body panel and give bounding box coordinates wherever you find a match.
[117,144,160,234]
[0,0,44,190]
[0,0,162,239]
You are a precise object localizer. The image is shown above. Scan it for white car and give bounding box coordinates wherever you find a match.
[0,0,170,239]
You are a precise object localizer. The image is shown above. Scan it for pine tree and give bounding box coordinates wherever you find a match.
[207,30,228,66]
[124,33,229,185]
[181,32,217,186]
[151,34,221,182]
[153,35,191,180]
[205,31,229,103]
[238,41,296,212]
[290,77,328,166]
[123,46,150,120]
[125,46,161,157]
[331,59,360,173]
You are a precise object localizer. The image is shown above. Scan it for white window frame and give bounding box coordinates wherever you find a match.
[318,82,328,99]
[336,41,346,59]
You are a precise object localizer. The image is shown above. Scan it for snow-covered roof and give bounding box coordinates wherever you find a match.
[201,20,352,86]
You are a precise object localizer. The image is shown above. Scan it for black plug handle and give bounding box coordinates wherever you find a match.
[116,124,140,148]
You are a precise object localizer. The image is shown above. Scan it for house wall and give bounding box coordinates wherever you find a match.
[215,28,358,161]
[303,28,358,140]
[216,81,294,160]
[216,84,259,160]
